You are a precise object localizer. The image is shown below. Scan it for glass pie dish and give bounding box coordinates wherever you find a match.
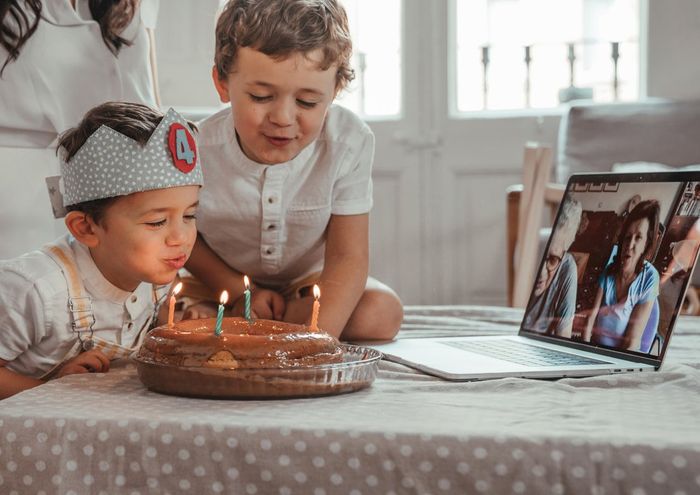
[133,344,382,399]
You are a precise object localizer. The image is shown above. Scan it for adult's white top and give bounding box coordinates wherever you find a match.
[0,0,159,147]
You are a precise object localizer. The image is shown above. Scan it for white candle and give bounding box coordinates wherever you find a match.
[310,284,321,331]
[168,282,183,327]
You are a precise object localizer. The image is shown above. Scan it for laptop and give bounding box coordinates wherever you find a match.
[363,171,700,380]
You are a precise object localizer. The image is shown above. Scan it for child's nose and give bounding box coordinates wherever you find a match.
[166,221,188,245]
[269,99,294,126]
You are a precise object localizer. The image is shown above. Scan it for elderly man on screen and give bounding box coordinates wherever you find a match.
[522,198,583,338]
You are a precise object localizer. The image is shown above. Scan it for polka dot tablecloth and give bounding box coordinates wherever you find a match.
[2,306,700,495]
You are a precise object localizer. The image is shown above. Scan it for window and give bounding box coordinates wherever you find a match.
[454,0,640,112]
[157,0,402,118]
[335,0,402,118]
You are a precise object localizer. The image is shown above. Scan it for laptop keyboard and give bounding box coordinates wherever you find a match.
[443,340,610,367]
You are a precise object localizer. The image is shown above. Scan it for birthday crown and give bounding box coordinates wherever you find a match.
[48,108,203,217]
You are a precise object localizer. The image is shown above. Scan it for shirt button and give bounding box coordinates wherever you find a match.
[267,224,276,230]
[127,322,133,329]
[267,196,276,204]
[266,247,275,255]
[131,296,137,303]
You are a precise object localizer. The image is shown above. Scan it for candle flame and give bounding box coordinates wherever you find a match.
[220,290,229,305]
[244,275,250,290]
[313,284,320,300]
[173,281,183,296]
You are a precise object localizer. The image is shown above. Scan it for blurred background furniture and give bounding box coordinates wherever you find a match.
[506,99,700,312]
[508,143,554,308]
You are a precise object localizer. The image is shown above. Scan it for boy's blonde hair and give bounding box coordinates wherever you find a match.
[214,0,354,91]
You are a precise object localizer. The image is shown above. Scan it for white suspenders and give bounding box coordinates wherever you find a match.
[41,243,164,379]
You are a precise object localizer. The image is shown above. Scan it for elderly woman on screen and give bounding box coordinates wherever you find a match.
[583,200,661,352]
[522,198,582,338]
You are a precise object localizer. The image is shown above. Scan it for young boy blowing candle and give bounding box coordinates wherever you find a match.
[185,0,403,340]
[0,102,202,399]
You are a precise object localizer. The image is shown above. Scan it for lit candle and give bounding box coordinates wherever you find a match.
[244,275,252,322]
[310,284,321,331]
[215,290,228,336]
[168,282,183,327]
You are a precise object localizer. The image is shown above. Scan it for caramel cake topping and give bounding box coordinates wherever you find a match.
[138,317,343,369]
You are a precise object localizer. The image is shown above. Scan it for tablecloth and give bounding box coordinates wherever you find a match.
[1,305,699,494]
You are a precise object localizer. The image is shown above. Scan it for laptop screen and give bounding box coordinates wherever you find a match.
[521,172,700,361]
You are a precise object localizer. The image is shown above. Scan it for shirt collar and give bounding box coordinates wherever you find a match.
[41,0,94,27]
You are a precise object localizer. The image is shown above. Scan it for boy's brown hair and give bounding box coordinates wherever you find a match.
[214,0,354,91]
[57,101,196,224]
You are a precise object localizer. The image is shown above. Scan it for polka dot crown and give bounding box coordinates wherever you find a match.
[59,108,204,208]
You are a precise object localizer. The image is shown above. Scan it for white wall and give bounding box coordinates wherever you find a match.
[155,0,221,109]
[646,0,700,99]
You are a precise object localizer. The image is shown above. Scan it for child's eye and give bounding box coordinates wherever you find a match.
[249,94,272,103]
[297,99,318,109]
[184,214,197,222]
[145,219,167,227]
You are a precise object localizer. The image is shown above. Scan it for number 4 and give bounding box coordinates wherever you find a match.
[175,128,195,164]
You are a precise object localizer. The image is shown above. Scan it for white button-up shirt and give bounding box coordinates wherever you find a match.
[197,105,374,288]
[0,0,159,147]
[0,235,163,378]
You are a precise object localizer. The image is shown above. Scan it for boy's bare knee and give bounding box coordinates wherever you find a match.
[342,290,403,341]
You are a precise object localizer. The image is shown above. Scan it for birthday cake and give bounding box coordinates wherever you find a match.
[137,317,344,369]
[134,317,381,399]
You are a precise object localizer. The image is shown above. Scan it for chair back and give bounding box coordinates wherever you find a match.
[556,99,700,182]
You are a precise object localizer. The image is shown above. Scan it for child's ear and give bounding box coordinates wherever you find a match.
[212,66,231,104]
[64,211,100,248]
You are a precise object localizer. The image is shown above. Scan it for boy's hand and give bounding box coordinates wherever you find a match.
[182,301,218,320]
[232,289,286,320]
[57,349,110,378]
[282,297,314,325]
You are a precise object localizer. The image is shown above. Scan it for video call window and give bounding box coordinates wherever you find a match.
[522,180,700,358]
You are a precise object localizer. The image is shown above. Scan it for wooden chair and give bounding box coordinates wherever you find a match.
[506,143,565,308]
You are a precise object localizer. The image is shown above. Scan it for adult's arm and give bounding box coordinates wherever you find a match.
[553,256,578,338]
[620,299,654,351]
[583,287,604,342]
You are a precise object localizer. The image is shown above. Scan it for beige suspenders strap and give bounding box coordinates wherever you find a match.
[40,244,93,380]
[43,245,96,346]
[42,245,150,378]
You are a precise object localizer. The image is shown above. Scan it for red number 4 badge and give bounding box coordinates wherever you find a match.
[168,123,197,173]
